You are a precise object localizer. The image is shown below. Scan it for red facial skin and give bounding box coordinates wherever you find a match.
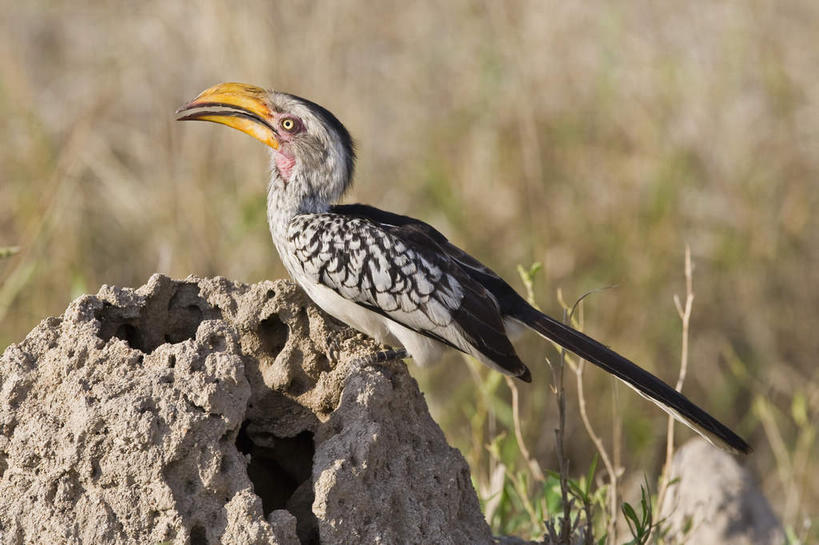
[274,150,296,180]
[272,116,302,180]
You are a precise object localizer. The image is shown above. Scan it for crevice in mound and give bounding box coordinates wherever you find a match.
[236,422,318,545]
[95,282,219,354]
[258,314,289,356]
[190,524,208,545]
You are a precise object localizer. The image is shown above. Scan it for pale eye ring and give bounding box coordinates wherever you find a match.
[281,118,298,132]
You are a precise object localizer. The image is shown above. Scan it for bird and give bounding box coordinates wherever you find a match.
[176,82,750,455]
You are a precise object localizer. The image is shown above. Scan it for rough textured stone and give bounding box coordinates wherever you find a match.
[0,274,496,545]
[660,438,784,545]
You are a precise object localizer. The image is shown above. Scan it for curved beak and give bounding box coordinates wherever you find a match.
[176,82,279,150]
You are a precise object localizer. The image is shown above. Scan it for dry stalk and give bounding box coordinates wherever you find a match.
[551,345,572,544]
[557,286,622,542]
[612,384,622,490]
[574,358,618,543]
[656,245,694,517]
[505,376,545,482]
[755,397,797,527]
[565,299,619,542]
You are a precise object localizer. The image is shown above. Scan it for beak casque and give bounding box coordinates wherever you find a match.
[176,82,280,150]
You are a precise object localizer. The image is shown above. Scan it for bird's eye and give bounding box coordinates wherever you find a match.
[281,118,298,132]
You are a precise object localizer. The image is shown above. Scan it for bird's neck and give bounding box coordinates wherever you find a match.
[266,170,331,242]
[265,146,352,248]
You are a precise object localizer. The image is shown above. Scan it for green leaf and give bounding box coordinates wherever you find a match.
[791,392,808,427]
[516,262,542,307]
[622,502,638,525]
[0,246,20,259]
[585,453,599,496]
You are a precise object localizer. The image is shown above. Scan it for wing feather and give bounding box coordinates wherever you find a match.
[287,212,530,380]
[328,203,750,453]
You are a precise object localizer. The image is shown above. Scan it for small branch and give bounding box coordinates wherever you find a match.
[559,285,623,542]
[755,397,796,527]
[505,376,545,482]
[656,245,694,516]
[575,358,618,543]
[570,301,618,543]
[612,383,622,485]
[553,344,572,544]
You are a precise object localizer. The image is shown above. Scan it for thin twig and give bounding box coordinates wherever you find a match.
[612,382,622,488]
[558,285,623,542]
[569,300,619,543]
[755,397,796,526]
[553,343,572,544]
[575,358,618,543]
[505,376,545,482]
[656,245,694,516]
[466,357,491,495]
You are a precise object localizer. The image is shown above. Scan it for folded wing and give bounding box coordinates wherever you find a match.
[286,212,531,380]
[330,204,751,454]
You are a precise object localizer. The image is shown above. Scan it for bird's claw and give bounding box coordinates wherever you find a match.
[325,337,342,363]
[351,347,409,368]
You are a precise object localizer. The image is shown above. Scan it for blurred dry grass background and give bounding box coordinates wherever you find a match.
[1,0,817,539]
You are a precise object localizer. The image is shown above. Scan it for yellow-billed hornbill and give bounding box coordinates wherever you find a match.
[177,83,750,455]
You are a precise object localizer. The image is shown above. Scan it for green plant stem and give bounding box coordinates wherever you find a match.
[553,349,572,543]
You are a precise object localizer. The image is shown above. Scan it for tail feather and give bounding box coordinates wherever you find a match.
[512,306,751,455]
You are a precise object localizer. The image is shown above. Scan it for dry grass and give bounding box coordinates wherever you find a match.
[2,0,818,540]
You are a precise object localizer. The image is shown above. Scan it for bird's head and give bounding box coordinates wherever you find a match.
[177,82,355,208]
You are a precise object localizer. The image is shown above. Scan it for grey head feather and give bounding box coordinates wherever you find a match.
[270,91,356,205]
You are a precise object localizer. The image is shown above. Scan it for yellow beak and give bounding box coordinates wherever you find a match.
[176,82,280,150]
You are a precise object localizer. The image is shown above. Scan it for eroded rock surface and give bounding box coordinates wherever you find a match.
[660,438,784,545]
[0,274,495,545]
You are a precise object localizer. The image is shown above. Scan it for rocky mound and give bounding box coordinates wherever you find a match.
[0,275,496,545]
[660,439,783,545]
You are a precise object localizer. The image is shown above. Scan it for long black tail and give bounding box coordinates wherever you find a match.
[511,305,751,454]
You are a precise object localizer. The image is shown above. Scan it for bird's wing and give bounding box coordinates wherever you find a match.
[286,212,531,381]
[330,203,751,454]
[331,204,524,310]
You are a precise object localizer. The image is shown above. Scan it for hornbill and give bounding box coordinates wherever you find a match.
[177,82,750,455]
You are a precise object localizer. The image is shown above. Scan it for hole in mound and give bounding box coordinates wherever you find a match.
[95,283,218,354]
[258,315,289,356]
[114,323,143,351]
[236,422,318,545]
[190,524,207,545]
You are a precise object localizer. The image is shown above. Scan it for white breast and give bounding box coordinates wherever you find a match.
[272,219,446,367]
[300,279,444,367]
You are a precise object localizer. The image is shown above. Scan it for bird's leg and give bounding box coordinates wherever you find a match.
[325,336,342,363]
[352,347,409,368]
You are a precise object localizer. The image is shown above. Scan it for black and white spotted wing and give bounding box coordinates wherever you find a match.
[286,213,531,380]
[331,204,524,311]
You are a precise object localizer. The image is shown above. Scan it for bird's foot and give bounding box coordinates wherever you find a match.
[325,337,343,363]
[352,347,409,368]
